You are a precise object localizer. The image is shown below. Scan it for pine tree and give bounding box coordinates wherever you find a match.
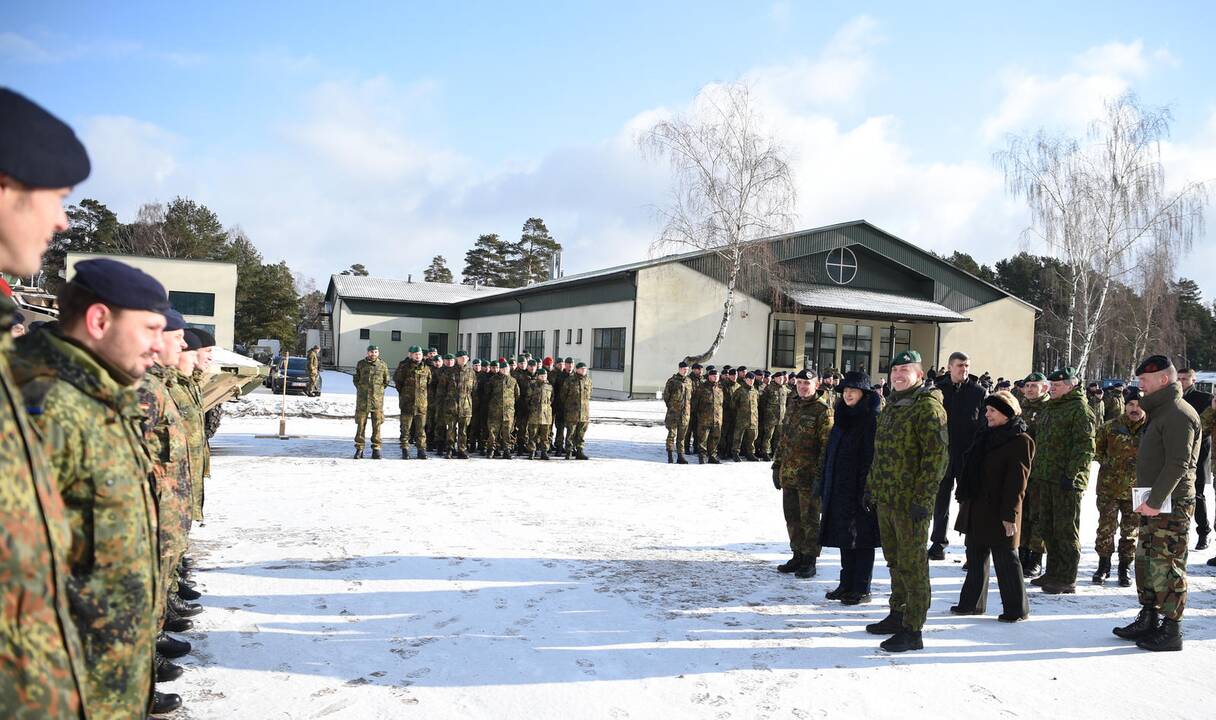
[505,217,561,286]
[340,263,370,276]
[461,234,511,286]
[423,255,454,283]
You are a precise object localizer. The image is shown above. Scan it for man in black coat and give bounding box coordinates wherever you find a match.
[929,351,987,560]
[1180,368,1213,551]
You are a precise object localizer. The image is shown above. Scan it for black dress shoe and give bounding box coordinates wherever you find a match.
[149,690,183,716]
[156,653,185,682]
[176,585,202,601]
[950,605,984,615]
[163,615,193,633]
[157,632,191,659]
[169,595,203,618]
[839,592,871,606]
[927,543,946,561]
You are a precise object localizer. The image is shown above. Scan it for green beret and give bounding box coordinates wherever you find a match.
[367,344,378,351]
[442,353,454,360]
[575,362,587,369]
[564,357,574,364]
[428,347,438,354]
[517,354,527,362]
[497,360,508,368]
[455,350,468,358]
[472,359,482,366]
[1024,372,1046,382]
[889,350,921,367]
[408,345,422,353]
[536,367,548,375]
[1047,367,1080,382]
[527,359,537,366]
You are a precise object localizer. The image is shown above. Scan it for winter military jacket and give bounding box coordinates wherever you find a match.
[562,373,593,422]
[693,382,723,428]
[487,372,519,421]
[1136,382,1201,510]
[1203,407,1215,441]
[450,364,475,419]
[1020,395,1048,437]
[549,369,568,420]
[11,327,159,719]
[773,392,833,490]
[731,383,759,430]
[176,370,208,521]
[0,303,88,720]
[528,379,553,425]
[1102,389,1125,422]
[1095,413,1146,500]
[354,357,389,413]
[1029,385,1095,491]
[869,381,950,511]
[935,373,987,479]
[394,359,430,414]
[1088,394,1104,421]
[662,373,692,425]
[137,365,192,554]
[307,348,319,375]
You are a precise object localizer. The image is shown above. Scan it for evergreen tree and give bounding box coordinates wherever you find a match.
[461,234,511,286]
[423,255,454,283]
[42,198,122,292]
[340,263,370,276]
[1173,278,1216,369]
[505,217,561,286]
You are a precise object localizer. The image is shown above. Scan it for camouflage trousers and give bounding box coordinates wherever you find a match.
[1037,483,1082,585]
[1019,481,1046,554]
[877,506,932,631]
[756,421,778,457]
[664,417,688,452]
[306,372,319,396]
[696,423,721,457]
[1136,501,1194,622]
[526,422,552,452]
[731,424,756,455]
[355,410,384,450]
[153,467,192,621]
[783,487,821,558]
[445,416,470,453]
[399,411,426,449]
[487,417,514,452]
[567,421,588,451]
[1095,494,1139,560]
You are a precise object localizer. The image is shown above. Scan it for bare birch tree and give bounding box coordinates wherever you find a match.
[639,82,797,365]
[997,93,1207,375]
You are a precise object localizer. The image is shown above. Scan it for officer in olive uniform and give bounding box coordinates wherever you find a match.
[486,360,520,457]
[772,369,833,578]
[444,351,476,458]
[757,371,788,461]
[353,344,389,458]
[1092,386,1146,586]
[551,357,573,452]
[1102,382,1126,423]
[718,367,737,458]
[685,363,705,455]
[693,367,724,463]
[393,346,430,459]
[662,361,693,464]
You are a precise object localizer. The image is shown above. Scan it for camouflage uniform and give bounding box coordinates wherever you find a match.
[693,380,723,457]
[561,372,593,453]
[1102,388,1125,423]
[1031,385,1096,587]
[426,364,441,449]
[512,367,532,449]
[1094,413,1145,561]
[774,392,833,560]
[526,378,554,453]
[662,372,692,454]
[550,367,569,451]
[394,358,430,452]
[177,370,208,521]
[757,381,787,457]
[486,370,519,454]
[11,328,159,719]
[471,369,490,450]
[306,347,320,396]
[869,381,949,632]
[442,363,476,454]
[1018,394,1050,555]
[730,382,760,457]
[718,376,737,456]
[354,356,389,451]
[685,372,704,454]
[0,301,87,720]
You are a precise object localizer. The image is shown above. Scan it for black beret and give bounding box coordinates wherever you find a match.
[737,366,748,372]
[725,367,738,376]
[678,361,689,368]
[691,363,702,370]
[182,328,204,351]
[0,88,90,188]
[762,371,772,377]
[706,368,719,377]
[189,327,215,348]
[745,372,756,380]
[704,365,715,372]
[1135,355,1172,375]
[794,369,813,380]
[163,309,186,332]
[72,259,170,314]
[1123,386,1144,403]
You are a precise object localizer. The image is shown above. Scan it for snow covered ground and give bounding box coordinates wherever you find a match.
[170,392,1216,719]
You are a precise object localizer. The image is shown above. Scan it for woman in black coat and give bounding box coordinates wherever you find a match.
[952,390,1035,621]
[819,371,881,605]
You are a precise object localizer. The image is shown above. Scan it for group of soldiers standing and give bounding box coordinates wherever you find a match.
[350,346,594,461]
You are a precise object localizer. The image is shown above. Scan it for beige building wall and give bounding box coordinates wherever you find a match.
[334,299,458,370]
[634,262,770,396]
[66,252,237,349]
[936,296,1037,380]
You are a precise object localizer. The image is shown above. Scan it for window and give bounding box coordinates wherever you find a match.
[803,322,836,371]
[477,332,492,360]
[577,328,583,345]
[359,328,370,340]
[840,324,872,374]
[498,331,516,357]
[391,330,402,342]
[169,290,215,316]
[524,330,545,358]
[592,327,626,370]
[879,327,912,373]
[553,329,561,358]
[567,328,572,344]
[427,333,448,355]
[771,319,795,367]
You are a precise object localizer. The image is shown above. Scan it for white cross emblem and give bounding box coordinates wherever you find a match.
[826,247,858,285]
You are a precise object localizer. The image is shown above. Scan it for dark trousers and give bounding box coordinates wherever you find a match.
[958,542,1028,617]
[930,472,956,545]
[839,547,875,594]
[1194,438,1211,536]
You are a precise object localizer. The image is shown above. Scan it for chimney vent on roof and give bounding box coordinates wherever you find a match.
[407,274,412,283]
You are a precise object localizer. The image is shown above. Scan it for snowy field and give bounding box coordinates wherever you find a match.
[169,379,1216,719]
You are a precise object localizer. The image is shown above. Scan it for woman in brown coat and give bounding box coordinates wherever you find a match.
[953,390,1035,621]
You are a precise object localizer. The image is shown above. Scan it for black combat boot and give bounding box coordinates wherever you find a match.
[676,454,688,464]
[1023,552,1042,578]
[565,449,573,460]
[880,628,924,653]
[667,451,674,464]
[697,453,707,464]
[1197,531,1210,551]
[157,632,191,659]
[539,450,549,460]
[163,611,192,634]
[825,585,845,599]
[156,653,184,682]
[169,594,203,617]
[371,449,382,459]
[501,450,513,460]
[1113,606,1159,640]
[527,450,536,460]
[866,611,905,635]
[1041,580,1075,594]
[417,448,428,460]
[149,690,183,716]
[1136,618,1182,652]
[927,542,946,561]
[575,449,589,460]
[708,455,721,464]
[743,451,758,462]
[794,557,817,579]
[401,447,410,459]
[176,584,202,601]
[456,450,469,459]
[840,592,871,606]
[1118,557,1132,587]
[353,449,363,459]
[1092,555,1111,584]
[777,553,803,573]
[757,452,770,462]
[729,452,740,462]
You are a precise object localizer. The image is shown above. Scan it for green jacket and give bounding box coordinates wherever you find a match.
[1136,382,1201,510]
[487,372,519,421]
[731,383,759,430]
[561,373,593,422]
[662,373,692,424]
[528,379,553,424]
[11,328,158,720]
[176,371,208,521]
[1095,413,1145,499]
[692,382,723,428]
[137,365,193,559]
[759,383,787,426]
[1021,395,1049,437]
[393,358,430,414]
[773,392,832,489]
[1029,385,1095,491]
[306,348,319,375]
[354,357,389,413]
[870,381,949,510]
[1102,389,1124,423]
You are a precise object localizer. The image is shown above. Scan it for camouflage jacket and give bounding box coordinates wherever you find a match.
[773,392,832,489]
[1102,389,1124,423]
[486,372,519,421]
[393,359,430,414]
[1095,413,1145,499]
[438,364,475,419]
[1021,395,1048,437]
[662,373,692,424]
[174,371,208,521]
[692,382,723,428]
[0,302,88,720]
[759,383,787,426]
[11,328,158,719]
[354,358,389,412]
[306,349,319,375]
[731,384,759,430]
[1030,385,1096,490]
[561,373,593,422]
[1088,395,1104,420]
[136,365,192,552]
[528,379,553,425]
[870,381,950,510]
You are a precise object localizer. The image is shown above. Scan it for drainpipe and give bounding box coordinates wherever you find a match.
[628,272,638,398]
[515,297,524,356]
[764,308,773,370]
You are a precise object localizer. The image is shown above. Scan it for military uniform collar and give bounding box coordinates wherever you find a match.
[25,326,140,412]
[1139,382,1182,414]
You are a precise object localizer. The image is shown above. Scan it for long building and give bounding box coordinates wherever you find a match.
[323,220,1038,398]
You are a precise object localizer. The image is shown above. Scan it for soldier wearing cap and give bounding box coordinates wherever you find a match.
[552,356,575,453]
[561,361,593,459]
[757,370,788,461]
[662,361,693,464]
[1029,367,1096,594]
[1113,355,1201,651]
[353,344,389,459]
[425,354,443,451]
[772,369,834,579]
[730,371,761,462]
[864,350,949,653]
[718,366,738,458]
[693,366,724,463]
[468,358,485,454]
[685,363,705,456]
[486,360,519,458]
[11,258,172,716]
[443,351,475,458]
[0,87,94,719]
[1017,371,1050,576]
[1102,381,1126,423]
[393,345,430,459]
[1092,386,1147,587]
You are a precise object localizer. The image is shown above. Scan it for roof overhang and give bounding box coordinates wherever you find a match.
[782,283,970,323]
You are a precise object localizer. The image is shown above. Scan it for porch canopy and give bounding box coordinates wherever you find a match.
[782,282,970,323]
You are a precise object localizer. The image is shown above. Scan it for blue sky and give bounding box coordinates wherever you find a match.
[5,2,1215,300]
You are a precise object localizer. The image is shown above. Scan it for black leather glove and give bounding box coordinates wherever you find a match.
[861,489,873,512]
[910,504,929,521]
[771,464,781,490]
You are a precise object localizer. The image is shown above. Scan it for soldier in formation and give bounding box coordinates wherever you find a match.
[393,345,430,459]
[692,366,724,463]
[526,367,554,459]
[662,361,692,464]
[352,344,389,459]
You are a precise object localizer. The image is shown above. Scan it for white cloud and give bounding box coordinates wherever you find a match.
[0,32,54,63]
[746,15,881,109]
[76,116,181,214]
